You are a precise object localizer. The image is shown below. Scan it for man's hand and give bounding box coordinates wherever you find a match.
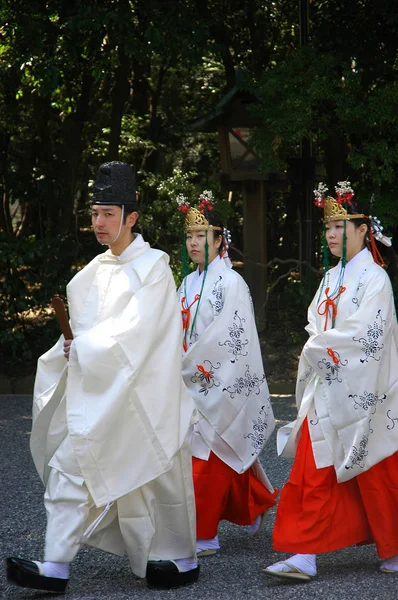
[63,339,73,361]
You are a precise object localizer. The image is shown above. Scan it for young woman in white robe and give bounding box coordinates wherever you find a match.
[264,183,398,581]
[177,202,278,557]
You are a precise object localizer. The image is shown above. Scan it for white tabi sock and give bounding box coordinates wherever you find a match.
[196,535,220,553]
[171,557,198,573]
[381,555,398,572]
[248,514,263,535]
[42,561,70,579]
[269,554,317,576]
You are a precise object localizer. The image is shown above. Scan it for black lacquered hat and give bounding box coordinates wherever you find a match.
[92,161,137,210]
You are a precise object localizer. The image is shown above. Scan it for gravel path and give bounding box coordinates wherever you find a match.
[0,394,396,599]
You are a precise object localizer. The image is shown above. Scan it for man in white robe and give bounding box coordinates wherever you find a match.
[6,161,199,593]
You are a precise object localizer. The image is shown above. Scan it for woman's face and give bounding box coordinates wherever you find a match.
[186,229,222,271]
[325,220,367,261]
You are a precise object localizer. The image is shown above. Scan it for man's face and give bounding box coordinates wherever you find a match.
[186,229,221,268]
[91,205,124,245]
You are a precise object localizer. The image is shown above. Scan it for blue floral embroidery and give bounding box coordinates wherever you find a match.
[387,410,398,431]
[309,409,319,426]
[210,275,224,316]
[219,310,249,363]
[352,268,367,306]
[244,283,255,316]
[299,366,313,384]
[244,404,269,456]
[345,420,373,470]
[349,390,386,414]
[191,360,221,396]
[353,309,385,363]
[223,365,265,398]
[317,351,348,385]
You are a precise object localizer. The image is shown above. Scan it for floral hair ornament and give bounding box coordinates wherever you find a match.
[314,180,357,271]
[177,190,223,349]
[177,190,223,232]
[314,182,390,268]
[368,215,392,248]
[223,227,232,250]
[314,181,365,222]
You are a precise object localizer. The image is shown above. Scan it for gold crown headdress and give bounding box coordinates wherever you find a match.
[315,181,391,268]
[314,181,365,222]
[177,191,223,232]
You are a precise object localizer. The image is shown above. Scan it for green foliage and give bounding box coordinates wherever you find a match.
[266,272,317,349]
[138,167,234,286]
[2,0,398,380]
[0,232,76,374]
[0,0,299,236]
[249,1,398,229]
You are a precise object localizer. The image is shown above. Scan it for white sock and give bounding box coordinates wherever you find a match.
[248,514,262,535]
[196,535,220,552]
[381,555,398,571]
[268,554,317,576]
[42,561,70,579]
[171,557,198,573]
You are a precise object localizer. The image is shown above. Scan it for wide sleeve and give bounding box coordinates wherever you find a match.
[32,336,66,420]
[294,279,325,407]
[72,260,177,384]
[302,269,393,411]
[301,268,398,481]
[182,272,275,471]
[66,257,194,506]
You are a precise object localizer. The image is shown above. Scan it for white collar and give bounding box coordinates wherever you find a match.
[192,254,221,282]
[98,233,150,264]
[342,247,372,276]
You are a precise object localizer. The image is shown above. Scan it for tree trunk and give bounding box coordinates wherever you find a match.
[108,50,131,161]
[60,70,95,235]
[0,132,12,232]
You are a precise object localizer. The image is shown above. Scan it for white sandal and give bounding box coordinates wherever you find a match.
[196,549,217,557]
[263,560,315,581]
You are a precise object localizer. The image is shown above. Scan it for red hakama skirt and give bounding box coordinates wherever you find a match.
[273,419,398,559]
[193,451,278,539]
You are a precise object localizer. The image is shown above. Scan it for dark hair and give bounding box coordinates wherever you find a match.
[121,206,139,232]
[204,209,224,254]
[346,204,394,269]
[345,204,370,248]
[345,202,368,222]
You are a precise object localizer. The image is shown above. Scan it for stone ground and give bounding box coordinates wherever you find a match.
[0,394,396,600]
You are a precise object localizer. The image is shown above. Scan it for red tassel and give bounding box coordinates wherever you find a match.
[367,227,385,267]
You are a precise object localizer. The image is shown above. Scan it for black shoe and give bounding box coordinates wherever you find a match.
[6,557,68,594]
[146,560,200,589]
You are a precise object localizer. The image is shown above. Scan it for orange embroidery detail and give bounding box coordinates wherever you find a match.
[327,347,339,365]
[197,364,213,380]
[318,286,346,331]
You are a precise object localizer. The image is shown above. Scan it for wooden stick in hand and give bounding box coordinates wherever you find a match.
[51,296,73,340]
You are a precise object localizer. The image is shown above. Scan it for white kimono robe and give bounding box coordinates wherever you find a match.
[179,256,275,484]
[30,234,196,576]
[278,248,398,483]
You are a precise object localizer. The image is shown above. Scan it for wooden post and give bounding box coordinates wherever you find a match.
[243,180,267,330]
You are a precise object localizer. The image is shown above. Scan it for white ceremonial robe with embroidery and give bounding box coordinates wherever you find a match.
[278,248,398,483]
[179,256,275,488]
[30,234,196,577]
